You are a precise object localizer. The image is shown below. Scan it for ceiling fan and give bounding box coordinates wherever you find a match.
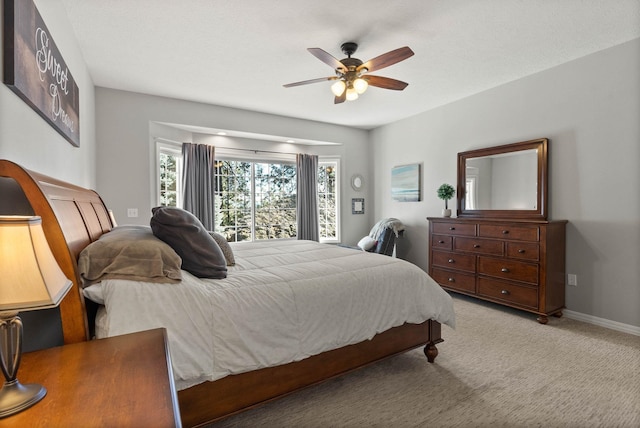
[283,42,414,104]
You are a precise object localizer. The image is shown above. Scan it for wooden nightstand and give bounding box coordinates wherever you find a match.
[2,328,181,427]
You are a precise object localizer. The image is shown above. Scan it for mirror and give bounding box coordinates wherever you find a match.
[351,174,364,191]
[457,138,548,219]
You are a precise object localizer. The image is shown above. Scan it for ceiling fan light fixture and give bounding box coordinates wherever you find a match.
[284,43,413,104]
[346,87,359,101]
[353,78,368,94]
[331,80,346,96]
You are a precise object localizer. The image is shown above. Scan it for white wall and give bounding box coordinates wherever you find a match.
[94,88,372,245]
[0,0,96,187]
[371,39,640,328]
[0,0,96,351]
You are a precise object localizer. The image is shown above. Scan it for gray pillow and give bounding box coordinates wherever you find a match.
[209,232,236,266]
[78,225,182,286]
[150,207,227,279]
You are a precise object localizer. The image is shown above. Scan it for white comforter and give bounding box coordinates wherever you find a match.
[83,240,455,390]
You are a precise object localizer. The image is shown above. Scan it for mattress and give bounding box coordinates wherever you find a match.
[84,239,455,390]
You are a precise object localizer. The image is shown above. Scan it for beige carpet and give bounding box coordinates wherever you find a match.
[208,295,640,428]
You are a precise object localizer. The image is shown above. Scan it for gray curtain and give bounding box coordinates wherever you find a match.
[182,143,215,230]
[296,153,319,241]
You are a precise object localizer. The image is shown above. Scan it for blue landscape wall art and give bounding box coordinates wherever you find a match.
[391,163,421,202]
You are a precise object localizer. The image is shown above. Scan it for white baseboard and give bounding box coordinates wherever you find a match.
[564,310,640,336]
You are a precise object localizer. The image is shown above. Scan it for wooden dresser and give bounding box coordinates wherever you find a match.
[428,217,567,323]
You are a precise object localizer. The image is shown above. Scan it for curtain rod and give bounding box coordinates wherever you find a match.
[216,146,300,156]
[154,138,303,156]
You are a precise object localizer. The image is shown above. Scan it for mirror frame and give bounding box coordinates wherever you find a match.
[457,138,548,220]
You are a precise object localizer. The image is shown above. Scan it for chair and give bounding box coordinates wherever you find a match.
[353,218,405,257]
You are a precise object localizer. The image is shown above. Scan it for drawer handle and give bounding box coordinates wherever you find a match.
[501,289,510,295]
[502,230,509,234]
[501,268,510,273]
[449,227,455,230]
[518,249,525,254]
[448,277,455,282]
[473,244,480,248]
[438,240,445,244]
[448,259,455,263]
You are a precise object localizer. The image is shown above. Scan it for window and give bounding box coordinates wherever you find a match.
[253,162,297,241]
[157,143,182,208]
[214,160,297,242]
[214,160,252,241]
[318,160,339,243]
[155,143,340,242]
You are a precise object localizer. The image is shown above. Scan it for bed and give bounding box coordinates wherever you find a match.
[0,159,455,427]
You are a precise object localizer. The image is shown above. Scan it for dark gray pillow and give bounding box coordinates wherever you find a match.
[209,231,236,266]
[150,207,227,279]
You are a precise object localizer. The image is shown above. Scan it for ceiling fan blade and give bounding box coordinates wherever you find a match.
[308,48,346,72]
[366,75,409,90]
[283,76,337,88]
[357,46,414,73]
[334,92,346,104]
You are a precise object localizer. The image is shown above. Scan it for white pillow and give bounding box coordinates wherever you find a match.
[83,284,105,304]
[357,236,377,251]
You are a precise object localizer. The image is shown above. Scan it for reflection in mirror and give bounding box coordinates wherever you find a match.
[465,149,538,210]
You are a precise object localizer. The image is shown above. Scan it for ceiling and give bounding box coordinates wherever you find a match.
[60,0,640,131]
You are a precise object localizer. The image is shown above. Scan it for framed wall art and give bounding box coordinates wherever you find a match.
[3,0,80,147]
[352,198,364,214]
[391,163,421,202]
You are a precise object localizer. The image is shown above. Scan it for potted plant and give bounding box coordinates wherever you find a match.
[437,183,455,217]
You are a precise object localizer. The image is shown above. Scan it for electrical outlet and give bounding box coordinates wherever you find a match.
[127,208,138,218]
[567,274,577,286]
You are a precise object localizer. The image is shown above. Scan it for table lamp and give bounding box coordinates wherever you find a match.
[0,216,72,417]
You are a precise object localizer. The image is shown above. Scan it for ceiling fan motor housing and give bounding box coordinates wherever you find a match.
[340,42,358,56]
[339,43,365,74]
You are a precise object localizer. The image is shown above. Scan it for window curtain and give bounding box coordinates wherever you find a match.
[296,153,319,241]
[181,143,215,231]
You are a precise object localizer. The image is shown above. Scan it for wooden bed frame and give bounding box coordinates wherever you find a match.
[0,159,444,427]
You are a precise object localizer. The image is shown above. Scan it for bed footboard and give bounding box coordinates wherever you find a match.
[179,319,442,427]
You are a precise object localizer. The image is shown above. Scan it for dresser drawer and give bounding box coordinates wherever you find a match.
[431,268,476,293]
[478,224,539,241]
[432,234,452,250]
[432,222,476,236]
[477,277,538,309]
[478,256,539,285]
[506,242,539,261]
[454,237,504,256]
[432,250,476,273]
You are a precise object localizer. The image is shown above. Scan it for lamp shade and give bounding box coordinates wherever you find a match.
[0,216,72,313]
[346,87,359,101]
[353,78,368,94]
[331,80,346,97]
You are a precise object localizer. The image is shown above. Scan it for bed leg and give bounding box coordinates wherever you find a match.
[424,342,438,363]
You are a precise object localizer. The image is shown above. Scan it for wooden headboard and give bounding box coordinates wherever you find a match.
[0,160,113,344]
